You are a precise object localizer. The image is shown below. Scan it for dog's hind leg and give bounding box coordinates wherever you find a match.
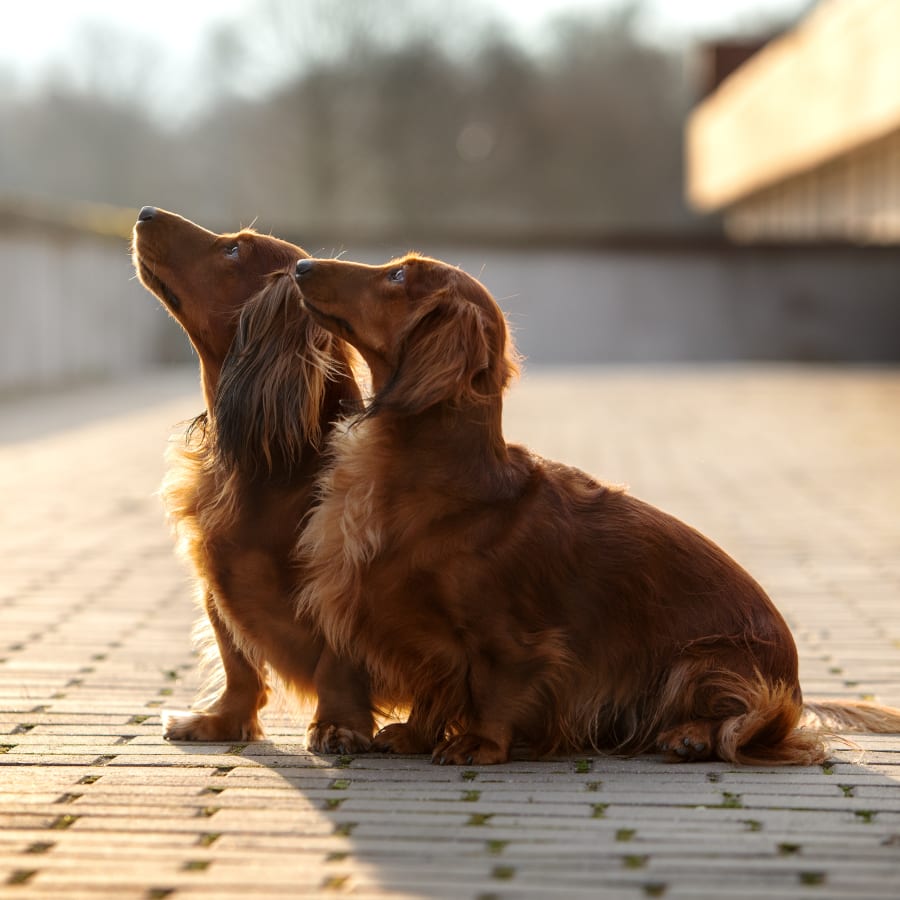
[652,663,827,766]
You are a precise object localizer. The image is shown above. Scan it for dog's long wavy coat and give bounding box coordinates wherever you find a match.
[293,253,900,765]
[132,208,373,752]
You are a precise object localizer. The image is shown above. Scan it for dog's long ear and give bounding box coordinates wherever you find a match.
[384,280,518,415]
[213,273,338,478]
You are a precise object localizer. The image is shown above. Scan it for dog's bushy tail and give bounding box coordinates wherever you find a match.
[712,689,900,766]
[711,677,829,766]
[801,699,900,733]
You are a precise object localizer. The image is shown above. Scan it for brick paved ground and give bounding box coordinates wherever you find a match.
[1,364,899,899]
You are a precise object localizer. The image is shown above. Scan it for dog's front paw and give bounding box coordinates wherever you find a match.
[433,733,509,765]
[308,722,372,754]
[372,722,435,755]
[163,710,264,742]
[656,721,715,762]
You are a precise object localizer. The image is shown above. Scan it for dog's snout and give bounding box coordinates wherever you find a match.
[137,206,157,223]
[295,258,314,279]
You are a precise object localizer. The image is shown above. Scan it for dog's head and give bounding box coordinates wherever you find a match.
[294,253,518,415]
[132,207,306,382]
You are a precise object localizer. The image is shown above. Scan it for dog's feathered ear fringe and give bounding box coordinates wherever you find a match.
[378,280,520,416]
[212,272,340,479]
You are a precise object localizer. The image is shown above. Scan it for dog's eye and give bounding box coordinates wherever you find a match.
[388,267,405,284]
[224,244,240,259]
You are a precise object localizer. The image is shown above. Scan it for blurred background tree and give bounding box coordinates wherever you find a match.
[0,0,761,235]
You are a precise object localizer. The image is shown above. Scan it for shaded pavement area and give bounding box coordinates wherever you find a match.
[2,364,899,898]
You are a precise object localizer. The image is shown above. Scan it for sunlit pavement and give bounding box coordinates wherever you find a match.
[2,364,899,899]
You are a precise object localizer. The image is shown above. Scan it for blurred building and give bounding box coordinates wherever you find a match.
[686,0,900,243]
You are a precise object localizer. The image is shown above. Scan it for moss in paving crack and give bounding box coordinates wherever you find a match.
[335,755,354,768]
[94,754,116,765]
[55,792,82,804]
[201,786,225,795]
[616,828,636,842]
[778,842,801,856]
[183,860,210,872]
[591,803,608,818]
[462,790,481,802]
[333,822,357,837]
[486,840,508,855]
[467,813,494,826]
[49,814,79,830]
[821,763,834,775]
[491,865,515,880]
[158,687,174,697]
[574,759,593,774]
[197,833,221,847]
[585,781,602,792]
[855,810,876,823]
[643,883,667,897]
[7,870,37,886]
[799,872,826,886]
[0,745,13,754]
[326,852,348,862]
[838,784,854,797]
[212,766,234,777]
[128,714,150,725]
[78,775,100,785]
[461,770,478,782]
[324,798,344,811]
[719,792,742,808]
[322,874,350,890]
[623,855,648,869]
[198,807,220,818]
[705,772,721,783]
[742,820,762,832]
[12,723,36,734]
[148,889,176,899]
[226,743,248,755]
[329,779,351,790]
[25,842,54,854]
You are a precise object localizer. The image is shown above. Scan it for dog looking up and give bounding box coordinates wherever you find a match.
[293,252,900,765]
[132,207,373,752]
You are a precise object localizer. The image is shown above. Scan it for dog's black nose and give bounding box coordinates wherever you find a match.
[137,206,156,222]
[295,258,314,278]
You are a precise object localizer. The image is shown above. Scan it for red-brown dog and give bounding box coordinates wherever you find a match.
[293,252,900,765]
[132,208,373,751]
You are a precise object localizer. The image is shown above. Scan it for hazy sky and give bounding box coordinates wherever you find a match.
[0,0,809,73]
[0,0,810,120]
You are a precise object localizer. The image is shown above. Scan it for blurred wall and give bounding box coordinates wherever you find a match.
[0,216,185,395]
[335,239,900,364]
[2,219,899,395]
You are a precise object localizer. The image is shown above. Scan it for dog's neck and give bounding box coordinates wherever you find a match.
[367,399,513,496]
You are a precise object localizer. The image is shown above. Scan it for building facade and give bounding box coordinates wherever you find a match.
[686,0,900,243]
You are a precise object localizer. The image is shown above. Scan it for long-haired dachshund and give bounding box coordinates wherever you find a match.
[132,207,373,752]
[293,252,900,765]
